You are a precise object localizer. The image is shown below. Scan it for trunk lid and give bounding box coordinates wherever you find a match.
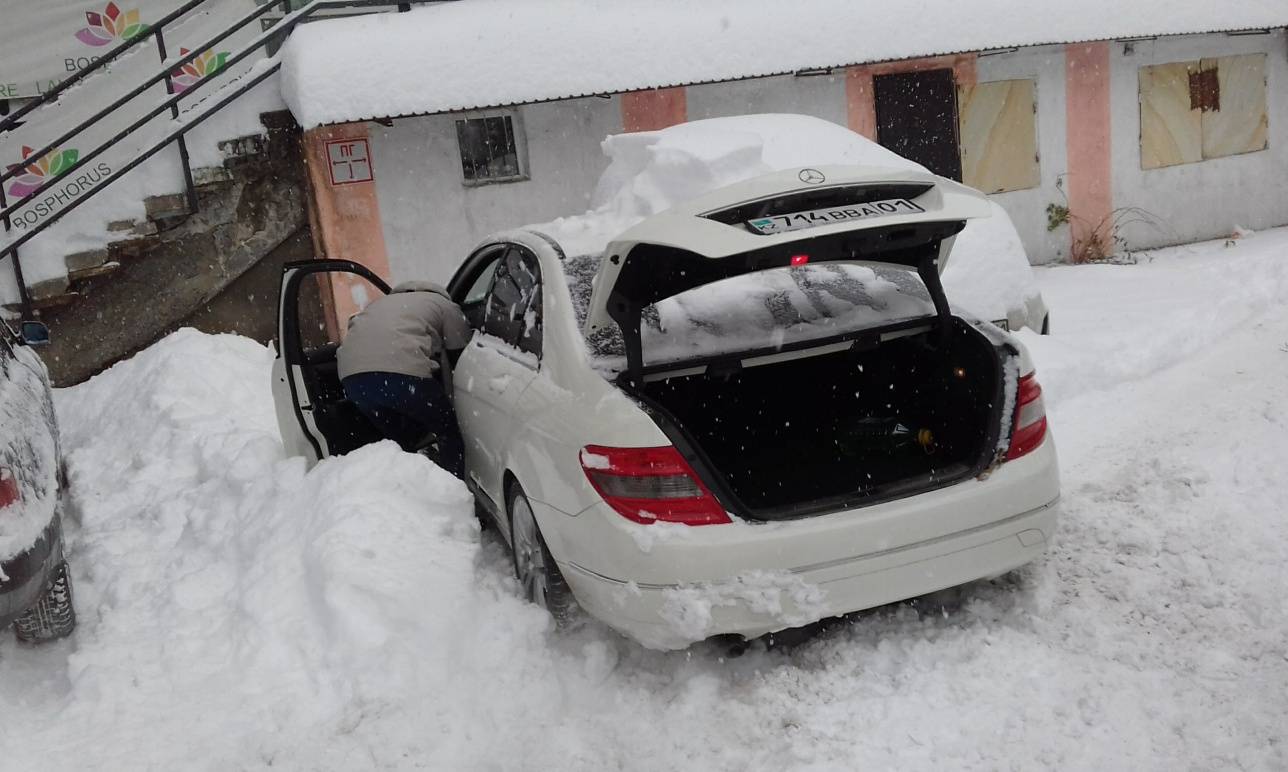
[582,166,993,381]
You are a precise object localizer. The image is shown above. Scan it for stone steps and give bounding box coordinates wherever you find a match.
[4,128,272,313]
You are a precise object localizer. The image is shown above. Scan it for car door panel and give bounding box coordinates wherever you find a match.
[272,259,390,463]
[451,245,544,525]
[456,333,537,506]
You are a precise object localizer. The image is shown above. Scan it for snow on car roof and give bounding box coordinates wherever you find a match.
[280,0,1288,127]
[534,115,1040,329]
[534,114,928,257]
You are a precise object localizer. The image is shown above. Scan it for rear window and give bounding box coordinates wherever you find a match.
[564,256,934,367]
[643,263,933,365]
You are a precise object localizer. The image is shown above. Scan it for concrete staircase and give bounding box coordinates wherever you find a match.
[10,129,281,313]
[26,111,313,385]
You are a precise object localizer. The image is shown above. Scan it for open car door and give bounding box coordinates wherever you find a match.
[272,259,391,463]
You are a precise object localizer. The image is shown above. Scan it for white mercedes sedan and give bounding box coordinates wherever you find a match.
[272,165,1060,650]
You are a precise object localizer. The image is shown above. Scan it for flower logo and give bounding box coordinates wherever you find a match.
[75,3,145,47]
[170,48,230,92]
[6,146,80,200]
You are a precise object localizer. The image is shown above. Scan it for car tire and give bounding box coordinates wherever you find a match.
[14,561,76,643]
[508,484,577,625]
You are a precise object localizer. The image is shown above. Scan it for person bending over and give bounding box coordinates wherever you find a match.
[336,281,470,478]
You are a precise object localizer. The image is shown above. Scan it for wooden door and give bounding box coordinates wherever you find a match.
[873,68,963,181]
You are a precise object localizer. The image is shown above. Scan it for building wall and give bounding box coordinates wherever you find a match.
[348,29,1287,286]
[369,96,623,284]
[687,72,848,127]
[974,45,1071,263]
[1110,30,1288,250]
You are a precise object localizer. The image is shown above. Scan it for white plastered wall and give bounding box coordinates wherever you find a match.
[368,96,623,283]
[973,44,1070,263]
[1111,30,1288,250]
[686,72,848,127]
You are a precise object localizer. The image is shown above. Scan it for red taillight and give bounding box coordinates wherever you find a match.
[790,254,810,266]
[1006,372,1048,460]
[0,467,19,510]
[580,445,730,525]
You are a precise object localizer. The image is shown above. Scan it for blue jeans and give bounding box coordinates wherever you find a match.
[341,371,465,478]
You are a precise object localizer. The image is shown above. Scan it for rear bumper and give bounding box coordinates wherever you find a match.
[0,515,63,626]
[545,433,1060,650]
[563,496,1058,650]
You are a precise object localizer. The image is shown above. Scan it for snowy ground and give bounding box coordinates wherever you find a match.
[2,231,1287,770]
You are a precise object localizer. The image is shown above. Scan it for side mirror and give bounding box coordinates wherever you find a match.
[19,320,50,347]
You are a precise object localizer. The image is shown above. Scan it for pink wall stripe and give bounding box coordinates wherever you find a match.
[1065,42,1114,261]
[621,87,687,132]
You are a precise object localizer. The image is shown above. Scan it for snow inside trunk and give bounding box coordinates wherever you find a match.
[635,319,1004,518]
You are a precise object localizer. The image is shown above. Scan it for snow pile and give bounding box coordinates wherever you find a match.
[0,329,558,768]
[278,0,1288,126]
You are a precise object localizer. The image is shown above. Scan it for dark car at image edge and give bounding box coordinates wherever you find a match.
[0,319,76,643]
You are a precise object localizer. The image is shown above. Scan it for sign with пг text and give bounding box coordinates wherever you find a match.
[326,138,373,186]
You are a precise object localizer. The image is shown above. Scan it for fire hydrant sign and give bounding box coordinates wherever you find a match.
[326,138,373,186]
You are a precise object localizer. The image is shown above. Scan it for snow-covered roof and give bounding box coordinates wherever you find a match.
[279,0,1288,128]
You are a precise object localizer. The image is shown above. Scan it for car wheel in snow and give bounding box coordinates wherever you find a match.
[14,561,77,643]
[509,486,577,625]
[1041,314,1051,335]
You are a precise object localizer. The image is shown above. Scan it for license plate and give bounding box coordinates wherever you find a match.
[747,198,926,235]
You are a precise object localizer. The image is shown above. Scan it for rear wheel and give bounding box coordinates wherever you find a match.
[509,485,577,624]
[14,561,76,643]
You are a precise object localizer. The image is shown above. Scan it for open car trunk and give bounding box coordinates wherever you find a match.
[576,170,1009,519]
[633,318,1007,520]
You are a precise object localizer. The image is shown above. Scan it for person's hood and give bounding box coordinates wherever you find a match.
[391,280,451,298]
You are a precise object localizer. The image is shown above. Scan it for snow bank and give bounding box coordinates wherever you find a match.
[278,0,1288,127]
[0,329,559,768]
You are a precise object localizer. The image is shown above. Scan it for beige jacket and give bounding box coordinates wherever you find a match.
[336,281,472,381]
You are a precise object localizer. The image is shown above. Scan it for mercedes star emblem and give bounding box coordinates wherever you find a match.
[798,168,826,184]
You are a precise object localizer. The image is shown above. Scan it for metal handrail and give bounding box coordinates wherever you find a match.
[0,1,303,220]
[1,61,282,264]
[0,0,295,191]
[1,0,424,317]
[0,0,212,135]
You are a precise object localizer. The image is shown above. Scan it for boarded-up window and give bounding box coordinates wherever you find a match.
[1139,61,1203,168]
[957,79,1040,193]
[1203,54,1269,159]
[1139,54,1268,169]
